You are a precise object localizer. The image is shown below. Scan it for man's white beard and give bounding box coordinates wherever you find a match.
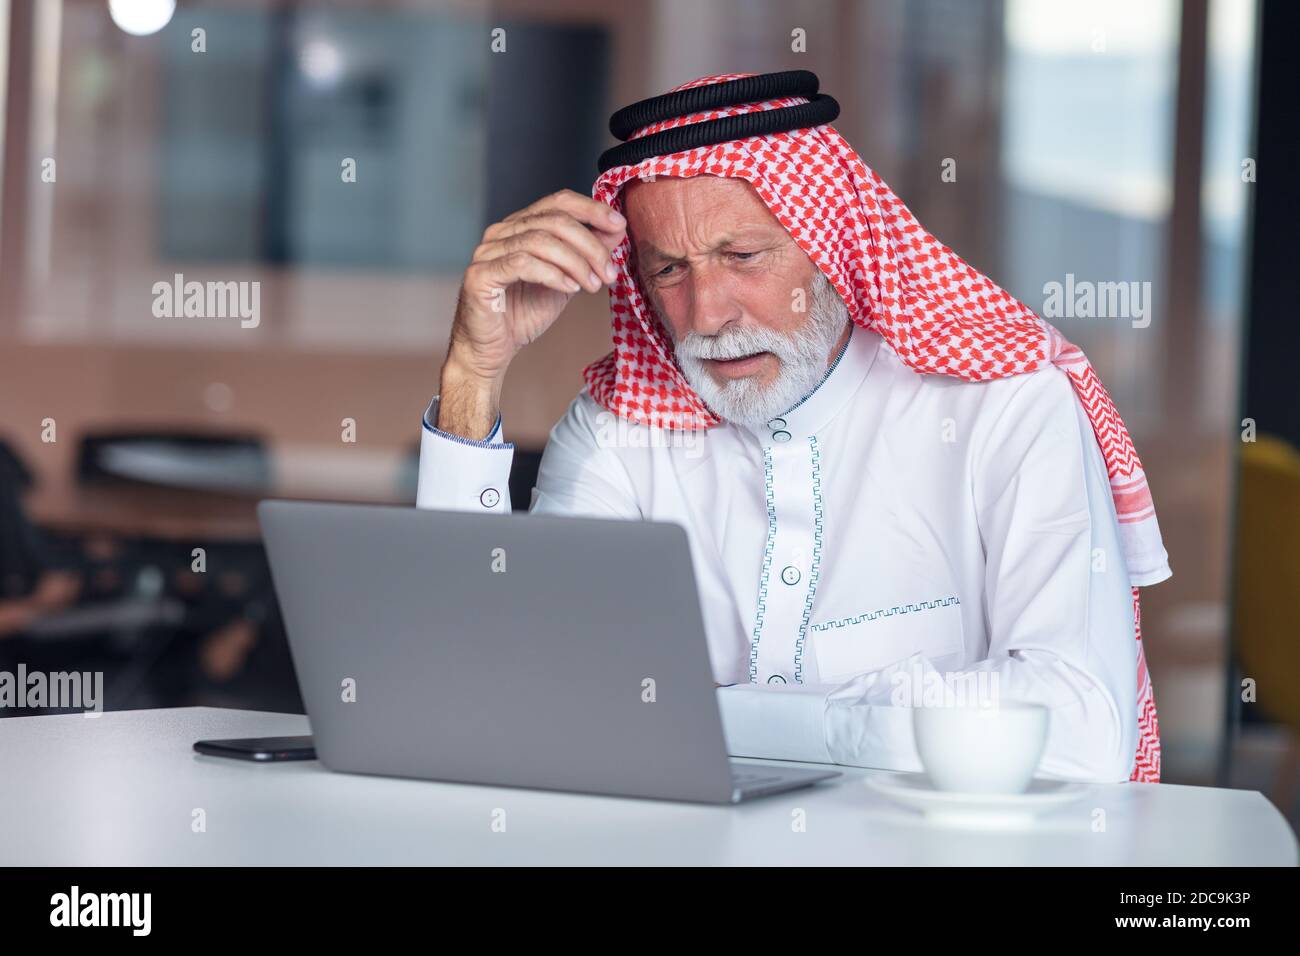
[670,270,851,428]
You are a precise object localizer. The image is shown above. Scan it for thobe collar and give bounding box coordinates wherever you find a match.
[738,321,881,447]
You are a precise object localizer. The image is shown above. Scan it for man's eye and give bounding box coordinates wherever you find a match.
[650,253,756,279]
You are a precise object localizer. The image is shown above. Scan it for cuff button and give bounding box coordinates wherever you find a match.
[479,488,501,508]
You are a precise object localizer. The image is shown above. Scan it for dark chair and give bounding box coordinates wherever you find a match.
[0,439,184,713]
[509,449,544,511]
[75,429,270,488]
[0,441,48,600]
[0,437,35,491]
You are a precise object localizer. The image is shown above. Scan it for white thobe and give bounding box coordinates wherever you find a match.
[415,323,1171,783]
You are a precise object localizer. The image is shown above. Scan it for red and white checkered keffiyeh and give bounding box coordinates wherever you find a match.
[587,72,1167,782]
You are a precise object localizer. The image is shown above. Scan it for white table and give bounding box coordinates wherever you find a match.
[1,707,1294,866]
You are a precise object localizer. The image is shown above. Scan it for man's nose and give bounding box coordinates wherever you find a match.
[685,268,741,337]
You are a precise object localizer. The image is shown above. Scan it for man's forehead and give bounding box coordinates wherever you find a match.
[622,173,761,211]
[621,175,788,254]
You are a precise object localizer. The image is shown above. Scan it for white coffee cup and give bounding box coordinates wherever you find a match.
[912,701,1050,793]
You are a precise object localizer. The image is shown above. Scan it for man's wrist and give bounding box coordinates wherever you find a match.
[437,355,504,441]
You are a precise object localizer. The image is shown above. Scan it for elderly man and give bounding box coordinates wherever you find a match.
[416,71,1171,783]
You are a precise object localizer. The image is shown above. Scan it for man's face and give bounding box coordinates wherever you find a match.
[622,174,849,427]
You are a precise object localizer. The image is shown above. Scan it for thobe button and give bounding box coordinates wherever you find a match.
[780,565,801,586]
[479,488,501,508]
[771,430,792,443]
[767,674,787,685]
[766,417,787,430]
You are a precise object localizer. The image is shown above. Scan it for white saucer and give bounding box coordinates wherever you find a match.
[864,773,1090,829]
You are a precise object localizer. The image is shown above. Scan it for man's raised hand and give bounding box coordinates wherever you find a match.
[437,189,627,440]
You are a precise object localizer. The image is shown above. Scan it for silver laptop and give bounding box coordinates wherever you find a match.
[257,500,839,804]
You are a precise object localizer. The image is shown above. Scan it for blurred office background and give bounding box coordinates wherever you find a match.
[0,0,1295,822]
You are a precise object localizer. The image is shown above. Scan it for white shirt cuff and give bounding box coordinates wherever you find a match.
[715,683,835,765]
[416,396,514,513]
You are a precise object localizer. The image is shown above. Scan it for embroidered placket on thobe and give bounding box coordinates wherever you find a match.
[743,327,873,687]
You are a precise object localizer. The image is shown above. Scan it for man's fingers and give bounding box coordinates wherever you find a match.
[502,188,626,234]
[594,222,628,253]
[471,250,582,297]
[475,230,608,292]
[482,213,622,285]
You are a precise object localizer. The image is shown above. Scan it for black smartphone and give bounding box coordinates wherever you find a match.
[193,735,316,762]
